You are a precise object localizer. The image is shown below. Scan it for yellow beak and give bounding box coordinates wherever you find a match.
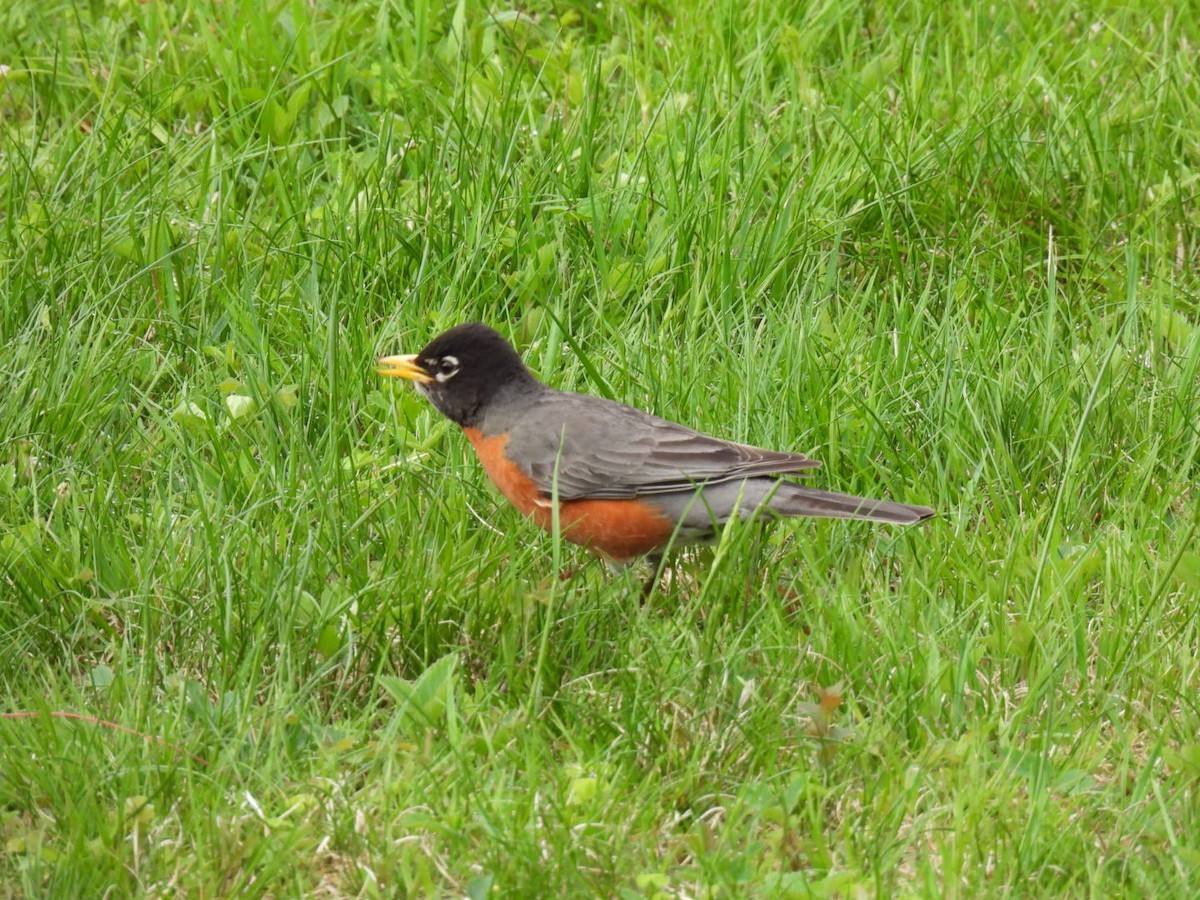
[376,354,434,383]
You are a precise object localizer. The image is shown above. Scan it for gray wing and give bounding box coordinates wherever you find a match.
[502,391,820,500]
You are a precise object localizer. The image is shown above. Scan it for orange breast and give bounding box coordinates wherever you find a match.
[463,427,674,561]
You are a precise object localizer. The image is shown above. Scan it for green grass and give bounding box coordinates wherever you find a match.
[2,0,1199,895]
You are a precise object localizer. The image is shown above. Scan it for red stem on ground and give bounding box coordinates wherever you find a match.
[1,710,209,766]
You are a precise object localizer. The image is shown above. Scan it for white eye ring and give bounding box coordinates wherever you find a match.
[433,355,459,383]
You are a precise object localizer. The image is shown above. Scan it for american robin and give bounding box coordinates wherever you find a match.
[379,322,934,567]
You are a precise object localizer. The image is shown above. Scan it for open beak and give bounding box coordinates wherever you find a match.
[376,354,434,383]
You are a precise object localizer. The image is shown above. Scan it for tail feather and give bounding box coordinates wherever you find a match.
[768,483,935,525]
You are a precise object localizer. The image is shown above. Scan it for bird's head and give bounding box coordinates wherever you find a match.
[377,322,535,427]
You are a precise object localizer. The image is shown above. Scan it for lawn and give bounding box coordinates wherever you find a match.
[2,0,1198,896]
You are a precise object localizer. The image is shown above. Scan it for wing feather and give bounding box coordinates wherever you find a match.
[505,391,819,500]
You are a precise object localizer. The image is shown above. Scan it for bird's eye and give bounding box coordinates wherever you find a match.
[434,355,460,382]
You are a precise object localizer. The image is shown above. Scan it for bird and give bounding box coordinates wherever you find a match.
[378,322,934,574]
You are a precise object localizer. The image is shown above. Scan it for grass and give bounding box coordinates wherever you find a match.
[1,0,1199,895]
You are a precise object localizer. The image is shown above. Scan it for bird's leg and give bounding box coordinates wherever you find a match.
[639,573,656,603]
[640,554,666,603]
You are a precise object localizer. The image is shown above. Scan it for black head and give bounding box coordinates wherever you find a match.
[377,322,537,427]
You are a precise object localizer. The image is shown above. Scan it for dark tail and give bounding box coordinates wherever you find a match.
[768,483,935,525]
